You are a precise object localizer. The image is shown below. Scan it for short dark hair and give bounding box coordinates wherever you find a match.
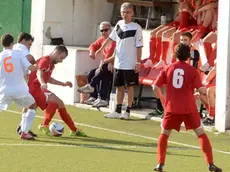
[174,43,191,61]
[17,32,34,43]
[54,45,68,56]
[181,32,193,40]
[1,33,14,47]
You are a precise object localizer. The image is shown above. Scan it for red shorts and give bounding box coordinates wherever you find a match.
[162,112,202,132]
[29,85,52,110]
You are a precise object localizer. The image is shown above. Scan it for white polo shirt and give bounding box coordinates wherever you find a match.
[109,20,143,70]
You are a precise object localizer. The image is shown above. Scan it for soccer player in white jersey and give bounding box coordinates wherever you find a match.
[13,32,37,137]
[13,32,35,64]
[0,33,37,140]
[95,2,143,119]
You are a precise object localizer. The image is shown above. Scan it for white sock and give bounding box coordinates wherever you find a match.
[21,109,36,133]
[20,112,27,126]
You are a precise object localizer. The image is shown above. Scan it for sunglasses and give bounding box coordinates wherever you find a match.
[100,29,110,32]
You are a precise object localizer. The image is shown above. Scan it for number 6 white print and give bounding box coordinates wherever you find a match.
[173,69,184,88]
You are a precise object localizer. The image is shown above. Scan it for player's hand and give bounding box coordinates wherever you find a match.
[108,63,114,72]
[135,63,140,73]
[41,83,48,90]
[63,81,73,88]
[89,52,96,59]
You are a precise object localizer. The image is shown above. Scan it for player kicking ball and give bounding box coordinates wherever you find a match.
[0,33,37,140]
[16,45,87,137]
[152,43,222,172]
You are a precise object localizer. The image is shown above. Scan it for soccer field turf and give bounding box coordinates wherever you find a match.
[0,105,229,172]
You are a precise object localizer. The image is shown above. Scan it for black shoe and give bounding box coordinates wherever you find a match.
[203,117,215,126]
[153,164,164,172]
[16,125,37,137]
[209,164,222,172]
[16,125,21,135]
[29,130,37,137]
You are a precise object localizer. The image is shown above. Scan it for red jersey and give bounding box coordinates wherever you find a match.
[88,36,116,60]
[154,61,203,114]
[28,56,55,88]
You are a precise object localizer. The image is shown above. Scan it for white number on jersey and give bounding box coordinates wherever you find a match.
[172,69,184,88]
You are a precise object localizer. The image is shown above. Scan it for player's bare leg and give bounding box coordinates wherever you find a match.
[153,129,171,172]
[154,27,176,68]
[203,86,216,125]
[105,86,124,119]
[193,127,222,172]
[120,86,134,120]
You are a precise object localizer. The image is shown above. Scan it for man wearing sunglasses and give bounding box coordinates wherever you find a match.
[78,21,116,108]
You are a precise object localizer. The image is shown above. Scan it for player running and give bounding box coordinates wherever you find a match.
[152,43,222,172]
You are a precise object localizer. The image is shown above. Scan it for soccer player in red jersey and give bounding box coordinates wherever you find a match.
[22,45,86,137]
[152,43,221,172]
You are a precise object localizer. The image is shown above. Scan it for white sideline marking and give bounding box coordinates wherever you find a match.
[0,143,152,149]
[5,110,230,155]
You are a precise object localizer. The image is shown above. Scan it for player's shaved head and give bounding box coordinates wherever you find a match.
[174,43,191,61]
[54,45,68,56]
[1,33,14,47]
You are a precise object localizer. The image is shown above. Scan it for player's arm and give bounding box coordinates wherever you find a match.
[20,53,37,72]
[89,37,103,59]
[48,77,72,88]
[152,85,166,106]
[152,69,167,107]
[37,69,47,89]
[103,53,115,64]
[26,54,36,65]
[135,25,143,72]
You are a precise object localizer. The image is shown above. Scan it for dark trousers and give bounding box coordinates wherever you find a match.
[88,63,113,100]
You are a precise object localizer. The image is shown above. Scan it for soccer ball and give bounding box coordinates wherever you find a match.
[49,122,64,137]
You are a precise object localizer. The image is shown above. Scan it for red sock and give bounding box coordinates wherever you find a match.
[204,103,210,111]
[208,48,217,66]
[149,37,157,62]
[161,41,170,63]
[155,37,162,62]
[58,108,77,131]
[209,106,215,117]
[198,133,214,165]
[157,134,169,165]
[198,26,208,39]
[203,42,213,61]
[179,11,189,30]
[43,102,58,126]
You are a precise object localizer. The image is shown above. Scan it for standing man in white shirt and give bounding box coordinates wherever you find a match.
[0,33,37,140]
[96,2,143,119]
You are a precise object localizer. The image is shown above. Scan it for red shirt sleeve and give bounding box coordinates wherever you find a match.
[88,37,104,52]
[194,70,203,89]
[104,42,116,59]
[153,69,167,87]
[38,57,50,71]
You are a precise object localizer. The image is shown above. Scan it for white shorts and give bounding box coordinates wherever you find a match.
[0,93,35,111]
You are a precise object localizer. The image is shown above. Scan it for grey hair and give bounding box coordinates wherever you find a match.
[121,2,133,10]
[100,21,111,28]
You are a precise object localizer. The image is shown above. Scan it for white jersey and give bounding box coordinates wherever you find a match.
[0,49,31,100]
[109,20,143,70]
[13,43,30,57]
